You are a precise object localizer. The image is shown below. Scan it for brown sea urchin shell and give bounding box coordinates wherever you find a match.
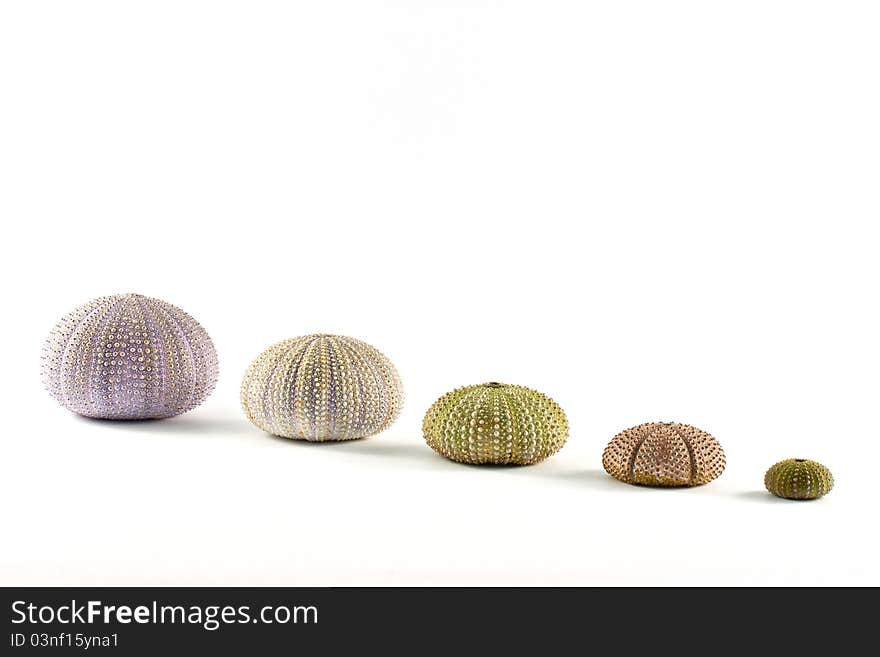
[602,422,726,487]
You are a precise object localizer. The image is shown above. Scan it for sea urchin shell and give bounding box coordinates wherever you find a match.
[42,293,218,420]
[602,422,726,487]
[764,458,833,500]
[240,334,403,441]
[422,382,568,465]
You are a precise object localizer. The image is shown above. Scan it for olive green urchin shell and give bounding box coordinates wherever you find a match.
[422,382,568,465]
[240,334,403,441]
[764,459,833,500]
[602,422,726,487]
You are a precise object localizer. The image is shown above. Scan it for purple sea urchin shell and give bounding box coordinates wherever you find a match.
[42,294,218,419]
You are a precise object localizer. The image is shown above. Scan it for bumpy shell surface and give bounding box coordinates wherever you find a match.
[602,422,726,487]
[422,382,568,465]
[42,293,218,419]
[240,334,403,441]
[764,459,833,500]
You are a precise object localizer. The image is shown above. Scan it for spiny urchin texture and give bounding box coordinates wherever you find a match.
[422,382,568,465]
[240,334,403,441]
[764,459,833,500]
[42,294,218,420]
[602,422,725,487]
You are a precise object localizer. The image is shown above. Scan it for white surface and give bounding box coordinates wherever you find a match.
[1,1,878,586]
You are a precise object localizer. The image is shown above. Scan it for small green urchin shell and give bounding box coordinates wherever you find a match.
[422,382,568,465]
[764,459,833,500]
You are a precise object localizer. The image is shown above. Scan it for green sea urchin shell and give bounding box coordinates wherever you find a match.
[602,422,726,487]
[422,382,568,465]
[764,459,833,500]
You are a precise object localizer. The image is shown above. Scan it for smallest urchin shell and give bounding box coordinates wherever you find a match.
[764,459,834,500]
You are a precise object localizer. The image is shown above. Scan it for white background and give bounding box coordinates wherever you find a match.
[1,1,878,586]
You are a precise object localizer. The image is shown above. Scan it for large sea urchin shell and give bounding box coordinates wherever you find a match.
[764,458,833,500]
[422,382,568,465]
[602,422,725,487]
[240,334,403,441]
[42,294,218,419]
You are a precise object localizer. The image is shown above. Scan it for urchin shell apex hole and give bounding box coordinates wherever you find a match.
[486,382,503,388]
